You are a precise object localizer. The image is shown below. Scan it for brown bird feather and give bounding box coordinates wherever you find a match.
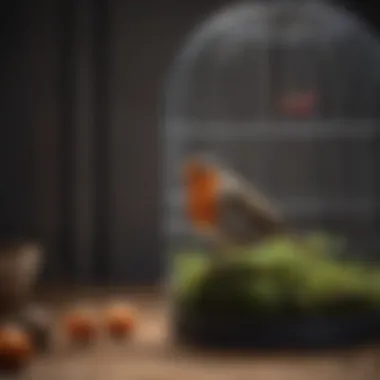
[183,155,288,247]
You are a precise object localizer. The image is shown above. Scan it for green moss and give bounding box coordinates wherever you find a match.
[171,252,210,299]
[173,234,380,316]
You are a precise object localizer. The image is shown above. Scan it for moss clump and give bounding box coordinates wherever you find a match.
[173,233,380,318]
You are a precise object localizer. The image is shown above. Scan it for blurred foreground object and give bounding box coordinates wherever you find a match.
[0,324,34,372]
[18,305,51,352]
[0,240,43,315]
[104,303,137,340]
[184,156,288,246]
[63,307,98,346]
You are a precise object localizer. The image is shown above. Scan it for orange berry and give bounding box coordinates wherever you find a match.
[0,324,34,371]
[104,304,136,339]
[64,309,98,344]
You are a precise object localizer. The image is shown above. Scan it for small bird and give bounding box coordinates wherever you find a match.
[183,155,288,248]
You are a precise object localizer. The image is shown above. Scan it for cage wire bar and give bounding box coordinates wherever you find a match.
[162,0,380,260]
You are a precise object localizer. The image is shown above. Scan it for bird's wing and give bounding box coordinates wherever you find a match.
[218,170,287,244]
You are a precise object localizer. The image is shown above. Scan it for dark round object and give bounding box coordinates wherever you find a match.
[174,308,380,352]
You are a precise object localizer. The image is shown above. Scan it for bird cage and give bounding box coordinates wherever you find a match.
[163,0,380,259]
[163,0,380,350]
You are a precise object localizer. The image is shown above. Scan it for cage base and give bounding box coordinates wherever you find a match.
[173,309,380,351]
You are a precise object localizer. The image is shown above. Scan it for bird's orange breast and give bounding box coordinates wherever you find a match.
[184,160,221,229]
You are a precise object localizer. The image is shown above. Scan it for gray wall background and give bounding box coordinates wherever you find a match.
[0,0,233,286]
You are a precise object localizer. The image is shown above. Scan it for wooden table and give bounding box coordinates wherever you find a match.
[20,288,380,380]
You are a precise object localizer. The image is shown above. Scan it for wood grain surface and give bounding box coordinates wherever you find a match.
[18,288,380,380]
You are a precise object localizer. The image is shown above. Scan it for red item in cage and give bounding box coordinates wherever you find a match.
[280,91,315,118]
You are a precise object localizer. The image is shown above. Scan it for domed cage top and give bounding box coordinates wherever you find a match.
[162,0,380,262]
